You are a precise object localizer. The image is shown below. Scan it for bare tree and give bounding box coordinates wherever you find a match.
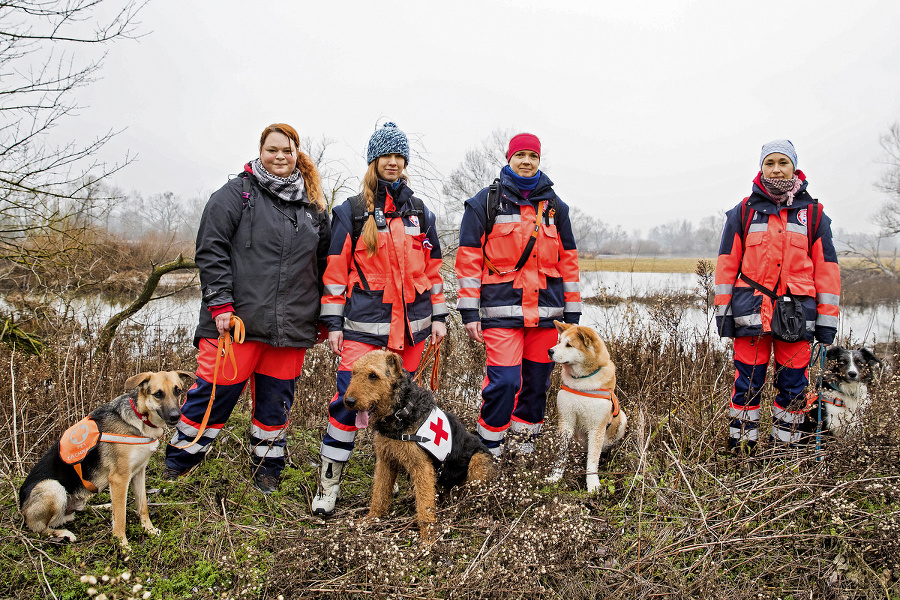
[843,123,900,278]
[0,0,144,266]
[301,135,355,212]
[875,122,900,236]
[437,129,513,254]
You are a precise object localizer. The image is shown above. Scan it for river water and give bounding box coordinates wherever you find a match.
[56,271,899,346]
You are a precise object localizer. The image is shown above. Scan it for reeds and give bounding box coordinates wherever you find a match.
[1,302,899,599]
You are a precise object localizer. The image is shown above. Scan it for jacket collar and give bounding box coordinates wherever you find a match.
[498,169,555,204]
[748,169,812,214]
[376,179,414,211]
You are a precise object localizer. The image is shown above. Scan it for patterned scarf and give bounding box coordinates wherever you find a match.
[249,158,307,204]
[762,176,802,206]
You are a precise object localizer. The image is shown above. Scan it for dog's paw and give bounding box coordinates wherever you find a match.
[49,530,77,543]
[545,468,564,484]
[143,524,161,536]
[586,475,601,493]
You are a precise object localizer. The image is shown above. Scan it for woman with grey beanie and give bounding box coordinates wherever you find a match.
[714,139,841,455]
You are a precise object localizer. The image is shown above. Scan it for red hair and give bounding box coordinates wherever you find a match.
[259,123,325,211]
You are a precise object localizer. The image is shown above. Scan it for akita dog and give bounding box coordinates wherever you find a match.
[545,321,627,492]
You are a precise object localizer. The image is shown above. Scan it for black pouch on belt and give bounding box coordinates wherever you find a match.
[739,274,806,343]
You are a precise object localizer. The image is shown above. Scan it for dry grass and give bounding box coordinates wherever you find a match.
[579,257,715,273]
[1,304,900,599]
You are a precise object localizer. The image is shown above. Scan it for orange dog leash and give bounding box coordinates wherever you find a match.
[172,315,245,450]
[414,338,442,392]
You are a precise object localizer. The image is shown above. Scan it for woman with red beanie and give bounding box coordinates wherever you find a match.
[455,133,582,456]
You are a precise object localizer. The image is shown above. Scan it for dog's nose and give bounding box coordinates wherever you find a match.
[165,409,181,425]
[548,348,554,359]
[848,370,859,380]
[344,395,357,410]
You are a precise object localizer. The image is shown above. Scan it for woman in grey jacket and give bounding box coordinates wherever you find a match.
[164,123,330,493]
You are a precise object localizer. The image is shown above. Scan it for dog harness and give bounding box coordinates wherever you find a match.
[802,380,848,414]
[559,385,621,425]
[59,403,157,493]
[398,406,454,462]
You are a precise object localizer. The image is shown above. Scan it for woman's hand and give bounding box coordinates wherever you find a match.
[328,330,344,354]
[431,321,447,345]
[464,321,483,343]
[215,312,233,336]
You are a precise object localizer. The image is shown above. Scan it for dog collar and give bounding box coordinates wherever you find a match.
[571,366,602,379]
[129,396,158,429]
[559,385,620,419]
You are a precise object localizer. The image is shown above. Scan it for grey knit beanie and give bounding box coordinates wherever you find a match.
[759,139,797,170]
[366,122,410,165]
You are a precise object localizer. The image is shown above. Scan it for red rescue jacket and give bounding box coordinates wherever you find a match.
[714,171,840,343]
[456,170,581,329]
[320,180,447,350]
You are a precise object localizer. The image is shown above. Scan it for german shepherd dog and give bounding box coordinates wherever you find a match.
[19,371,193,546]
[343,350,494,540]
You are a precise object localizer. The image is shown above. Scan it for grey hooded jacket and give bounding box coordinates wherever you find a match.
[194,172,331,347]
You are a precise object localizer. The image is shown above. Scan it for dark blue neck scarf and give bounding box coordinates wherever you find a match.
[502,164,540,193]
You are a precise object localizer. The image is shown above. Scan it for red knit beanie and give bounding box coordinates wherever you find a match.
[506,133,541,161]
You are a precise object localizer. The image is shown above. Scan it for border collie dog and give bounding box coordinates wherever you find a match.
[811,346,881,438]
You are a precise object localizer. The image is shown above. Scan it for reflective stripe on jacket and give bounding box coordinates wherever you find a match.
[714,171,840,344]
[320,181,447,349]
[455,170,581,330]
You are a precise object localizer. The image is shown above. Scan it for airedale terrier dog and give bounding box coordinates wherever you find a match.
[344,350,494,540]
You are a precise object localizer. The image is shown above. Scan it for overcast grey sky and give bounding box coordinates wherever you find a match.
[62,0,900,235]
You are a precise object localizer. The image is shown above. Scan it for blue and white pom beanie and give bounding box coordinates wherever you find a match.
[366,122,410,165]
[759,139,798,170]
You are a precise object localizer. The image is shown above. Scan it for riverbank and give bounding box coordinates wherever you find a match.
[580,256,886,273]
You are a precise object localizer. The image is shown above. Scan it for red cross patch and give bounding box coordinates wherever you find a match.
[430,417,449,446]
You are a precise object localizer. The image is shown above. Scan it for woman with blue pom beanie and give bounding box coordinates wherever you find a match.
[312,122,448,515]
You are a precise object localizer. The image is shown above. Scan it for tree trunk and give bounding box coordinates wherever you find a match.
[97,254,197,354]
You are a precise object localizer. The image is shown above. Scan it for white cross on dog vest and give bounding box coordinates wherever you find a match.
[414,407,453,462]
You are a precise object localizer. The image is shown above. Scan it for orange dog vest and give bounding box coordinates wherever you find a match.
[58,416,156,492]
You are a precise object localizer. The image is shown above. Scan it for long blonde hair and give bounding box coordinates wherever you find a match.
[359,161,410,256]
[258,123,325,211]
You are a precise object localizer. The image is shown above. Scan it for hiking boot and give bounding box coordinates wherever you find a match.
[311,457,345,516]
[161,466,188,481]
[253,472,280,495]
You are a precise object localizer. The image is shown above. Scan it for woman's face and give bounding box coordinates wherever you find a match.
[260,131,298,178]
[761,153,795,180]
[375,153,406,182]
[509,150,540,178]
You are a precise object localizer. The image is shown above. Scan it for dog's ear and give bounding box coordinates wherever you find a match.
[858,348,880,367]
[125,372,153,391]
[176,370,197,384]
[858,348,881,380]
[554,320,571,334]
[385,351,404,378]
